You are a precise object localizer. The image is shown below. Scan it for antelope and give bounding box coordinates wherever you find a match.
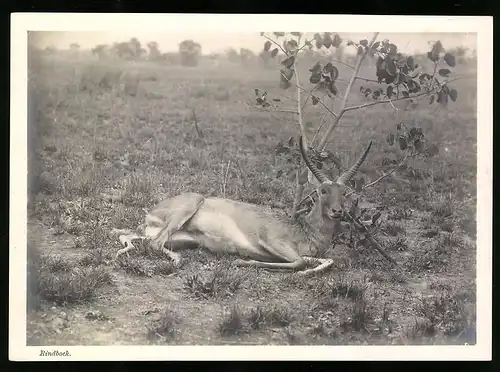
[112,136,372,276]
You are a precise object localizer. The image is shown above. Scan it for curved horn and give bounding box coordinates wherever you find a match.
[299,136,331,183]
[336,141,373,185]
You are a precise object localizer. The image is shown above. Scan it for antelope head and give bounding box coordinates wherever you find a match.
[299,136,372,225]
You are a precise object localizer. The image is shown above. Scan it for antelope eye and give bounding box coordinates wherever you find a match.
[320,189,327,195]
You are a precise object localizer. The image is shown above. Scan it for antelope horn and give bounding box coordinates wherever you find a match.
[336,141,373,186]
[299,135,331,184]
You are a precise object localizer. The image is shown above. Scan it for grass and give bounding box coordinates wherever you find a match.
[26,50,477,345]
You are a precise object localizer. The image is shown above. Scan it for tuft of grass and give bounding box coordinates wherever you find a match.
[183,263,247,299]
[29,245,113,306]
[37,262,113,305]
[340,297,373,333]
[417,292,475,342]
[219,305,246,337]
[428,193,457,219]
[152,261,176,276]
[146,308,179,343]
[382,221,406,237]
[247,306,267,330]
[79,248,112,267]
[246,304,294,330]
[115,256,150,277]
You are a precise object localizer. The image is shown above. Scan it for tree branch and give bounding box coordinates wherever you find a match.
[344,211,400,267]
[316,32,380,152]
[262,35,287,55]
[279,70,339,119]
[342,76,464,113]
[294,62,308,149]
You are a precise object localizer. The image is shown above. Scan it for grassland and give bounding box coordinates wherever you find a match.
[26,51,477,346]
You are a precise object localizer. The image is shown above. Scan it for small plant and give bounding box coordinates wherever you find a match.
[247,306,267,330]
[341,297,373,333]
[115,256,149,276]
[37,264,113,305]
[146,308,179,343]
[152,261,175,276]
[183,264,247,299]
[219,305,245,337]
[382,221,406,236]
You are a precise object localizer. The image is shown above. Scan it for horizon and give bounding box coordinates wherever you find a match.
[29,31,477,56]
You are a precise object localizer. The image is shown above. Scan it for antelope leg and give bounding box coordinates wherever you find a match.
[116,234,147,257]
[233,258,306,271]
[297,256,334,276]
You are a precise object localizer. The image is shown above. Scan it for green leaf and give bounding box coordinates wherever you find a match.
[281,55,295,68]
[323,62,339,81]
[309,73,321,84]
[291,32,302,37]
[386,58,397,76]
[264,41,271,52]
[271,48,279,58]
[387,85,394,98]
[399,136,408,151]
[444,53,456,67]
[431,41,444,55]
[402,91,409,98]
[314,33,323,49]
[332,34,342,48]
[285,40,298,53]
[323,33,333,48]
[309,62,322,73]
[438,68,451,77]
[414,138,424,152]
[312,95,320,106]
[437,89,448,105]
[427,51,439,63]
[360,39,368,47]
[387,44,397,56]
[273,32,285,38]
[448,88,458,102]
[406,56,415,69]
[371,41,380,50]
[386,132,395,146]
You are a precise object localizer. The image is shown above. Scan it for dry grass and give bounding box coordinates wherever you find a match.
[27,50,477,345]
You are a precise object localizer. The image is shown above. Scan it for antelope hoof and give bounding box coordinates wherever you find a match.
[168,251,182,267]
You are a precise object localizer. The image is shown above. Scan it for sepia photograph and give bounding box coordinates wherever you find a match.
[10,14,492,361]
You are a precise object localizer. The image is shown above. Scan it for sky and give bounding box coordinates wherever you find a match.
[29,31,477,56]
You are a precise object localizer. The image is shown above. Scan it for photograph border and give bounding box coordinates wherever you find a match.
[10,13,493,361]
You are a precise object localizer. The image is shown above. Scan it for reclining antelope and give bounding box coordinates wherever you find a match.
[112,136,372,276]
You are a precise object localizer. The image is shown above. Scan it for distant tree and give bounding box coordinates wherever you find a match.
[147,41,162,60]
[179,40,202,67]
[70,43,80,51]
[129,38,142,60]
[225,48,240,64]
[92,44,109,60]
[240,48,256,65]
[111,42,135,60]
